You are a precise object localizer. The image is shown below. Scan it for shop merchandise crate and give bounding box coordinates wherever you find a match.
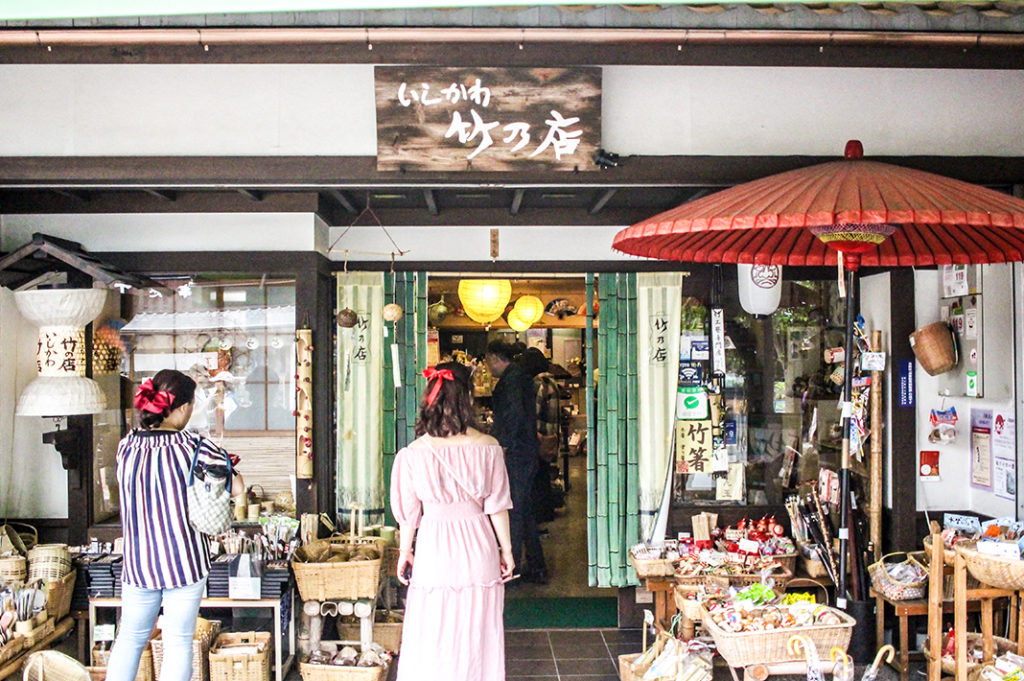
[702,607,855,668]
[618,652,643,681]
[209,631,272,681]
[90,643,154,681]
[629,553,677,579]
[298,662,388,681]
[336,613,404,652]
[44,570,77,621]
[868,552,928,601]
[292,538,384,601]
[0,635,26,668]
[921,633,1016,678]
[676,566,793,591]
[152,620,221,681]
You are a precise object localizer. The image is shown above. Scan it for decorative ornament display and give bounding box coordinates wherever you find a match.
[507,308,532,332]
[382,303,404,323]
[737,264,783,316]
[512,295,544,325]
[458,279,512,325]
[337,307,359,328]
[295,328,314,479]
[14,288,109,416]
[427,295,450,326]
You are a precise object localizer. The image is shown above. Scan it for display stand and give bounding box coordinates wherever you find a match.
[0,617,75,681]
[89,594,295,681]
[951,549,1023,680]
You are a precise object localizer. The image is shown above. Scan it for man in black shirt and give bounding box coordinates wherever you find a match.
[485,341,548,584]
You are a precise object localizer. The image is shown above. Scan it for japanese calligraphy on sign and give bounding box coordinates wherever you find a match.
[37,329,86,377]
[676,418,713,474]
[648,313,669,365]
[375,66,601,172]
[352,315,371,365]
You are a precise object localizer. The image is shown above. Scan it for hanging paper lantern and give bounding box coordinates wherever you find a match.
[507,308,532,332]
[458,279,512,325]
[737,264,783,317]
[513,295,544,325]
[382,303,404,322]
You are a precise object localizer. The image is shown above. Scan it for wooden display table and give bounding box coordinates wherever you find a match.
[872,589,982,681]
[0,617,75,680]
[641,575,677,631]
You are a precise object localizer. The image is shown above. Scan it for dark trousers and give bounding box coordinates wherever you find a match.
[508,461,546,574]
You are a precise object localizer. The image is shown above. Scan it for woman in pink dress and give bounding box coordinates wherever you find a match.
[391,361,515,681]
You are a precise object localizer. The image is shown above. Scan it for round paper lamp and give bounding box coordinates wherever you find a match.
[458,279,512,325]
[14,288,109,416]
[737,264,783,317]
[513,295,544,325]
[507,308,532,332]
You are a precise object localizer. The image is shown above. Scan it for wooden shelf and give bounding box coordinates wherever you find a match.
[433,316,595,331]
[0,617,74,680]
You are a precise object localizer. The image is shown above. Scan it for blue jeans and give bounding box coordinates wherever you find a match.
[105,577,207,681]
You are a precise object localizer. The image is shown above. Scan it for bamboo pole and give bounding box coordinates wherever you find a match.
[870,329,883,561]
[927,521,943,681]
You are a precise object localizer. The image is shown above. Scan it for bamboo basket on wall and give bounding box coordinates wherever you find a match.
[909,322,958,376]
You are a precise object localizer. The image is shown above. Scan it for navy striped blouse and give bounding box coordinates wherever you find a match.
[116,429,230,590]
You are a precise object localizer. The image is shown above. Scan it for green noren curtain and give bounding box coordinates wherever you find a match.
[587,272,640,588]
[381,271,428,526]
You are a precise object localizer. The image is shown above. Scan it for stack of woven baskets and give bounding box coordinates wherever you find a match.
[27,544,77,622]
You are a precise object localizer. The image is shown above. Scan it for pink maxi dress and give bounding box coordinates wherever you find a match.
[390,437,513,681]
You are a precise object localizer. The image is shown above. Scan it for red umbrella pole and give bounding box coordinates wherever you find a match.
[838,264,856,608]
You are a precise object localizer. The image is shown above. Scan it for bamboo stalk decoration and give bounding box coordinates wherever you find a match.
[296,328,314,479]
[869,329,883,561]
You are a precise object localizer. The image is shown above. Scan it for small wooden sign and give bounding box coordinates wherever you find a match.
[375,66,601,172]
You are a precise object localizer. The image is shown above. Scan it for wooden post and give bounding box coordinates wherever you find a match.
[927,521,944,681]
[955,551,969,681]
[870,329,883,561]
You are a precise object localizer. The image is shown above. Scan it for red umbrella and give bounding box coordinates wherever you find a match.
[613,140,1024,608]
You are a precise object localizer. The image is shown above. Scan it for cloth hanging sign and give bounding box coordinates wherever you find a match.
[715,463,745,501]
[676,419,713,474]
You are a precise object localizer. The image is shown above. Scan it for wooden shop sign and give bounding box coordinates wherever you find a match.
[374,66,601,172]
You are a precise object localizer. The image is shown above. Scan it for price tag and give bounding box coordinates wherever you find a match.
[738,539,761,554]
[861,352,886,372]
[94,624,116,642]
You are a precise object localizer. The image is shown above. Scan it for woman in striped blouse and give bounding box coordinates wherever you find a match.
[106,369,243,681]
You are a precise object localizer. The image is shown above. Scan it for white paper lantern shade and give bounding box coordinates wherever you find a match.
[13,288,109,416]
[737,264,783,317]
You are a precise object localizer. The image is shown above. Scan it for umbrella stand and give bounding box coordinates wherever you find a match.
[837,264,860,608]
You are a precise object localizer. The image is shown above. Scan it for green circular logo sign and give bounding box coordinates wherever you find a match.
[683,396,700,409]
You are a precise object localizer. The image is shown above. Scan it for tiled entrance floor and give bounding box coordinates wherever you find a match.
[505,627,641,681]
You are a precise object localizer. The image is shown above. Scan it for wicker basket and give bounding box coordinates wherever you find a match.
[921,633,1016,677]
[618,652,644,681]
[209,631,272,681]
[775,552,798,575]
[673,584,705,621]
[678,566,793,591]
[702,607,855,667]
[89,645,154,681]
[955,543,1024,591]
[21,650,91,681]
[336,616,404,652]
[629,553,677,579]
[152,620,221,681]
[27,544,72,582]
[0,554,26,585]
[292,538,384,601]
[923,535,956,567]
[868,553,929,601]
[0,635,26,668]
[910,322,958,376]
[298,662,388,681]
[44,570,77,621]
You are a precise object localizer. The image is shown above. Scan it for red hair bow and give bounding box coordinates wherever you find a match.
[422,367,454,406]
[134,378,175,414]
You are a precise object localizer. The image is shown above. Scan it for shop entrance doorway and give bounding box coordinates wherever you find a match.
[427,275,617,627]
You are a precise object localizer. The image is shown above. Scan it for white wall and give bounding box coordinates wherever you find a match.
[0,212,327,253]
[1,64,1023,157]
[914,264,1017,517]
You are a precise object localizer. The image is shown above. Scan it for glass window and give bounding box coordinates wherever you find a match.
[673,278,845,507]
